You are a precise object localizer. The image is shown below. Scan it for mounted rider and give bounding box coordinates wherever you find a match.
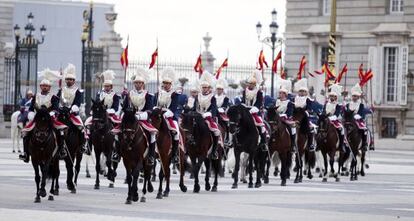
[17,90,34,126]
[154,67,181,164]
[215,78,231,145]
[186,81,199,109]
[345,83,369,151]
[275,77,297,152]
[324,83,346,152]
[19,68,68,162]
[192,71,221,159]
[240,70,268,151]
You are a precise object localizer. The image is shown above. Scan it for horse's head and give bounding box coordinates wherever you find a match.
[149,107,164,129]
[227,105,244,134]
[266,106,281,131]
[33,106,52,143]
[120,105,139,144]
[58,105,71,124]
[91,99,108,130]
[343,109,356,133]
[317,112,329,135]
[180,110,197,134]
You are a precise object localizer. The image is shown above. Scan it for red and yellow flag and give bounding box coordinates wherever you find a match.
[120,45,128,69]
[257,50,268,70]
[297,56,306,79]
[194,54,203,74]
[215,58,228,79]
[272,50,282,74]
[149,48,158,69]
[335,64,348,83]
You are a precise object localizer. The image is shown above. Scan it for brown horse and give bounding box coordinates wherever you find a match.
[265,107,292,186]
[343,109,366,181]
[26,107,60,203]
[292,107,316,183]
[149,107,187,199]
[181,109,222,193]
[316,113,342,182]
[89,99,118,189]
[120,106,153,204]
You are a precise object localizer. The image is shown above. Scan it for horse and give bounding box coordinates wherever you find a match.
[292,107,316,183]
[89,99,118,189]
[316,112,341,182]
[227,104,264,189]
[120,105,153,204]
[11,110,23,153]
[181,109,222,193]
[26,107,60,203]
[57,106,84,193]
[343,109,366,181]
[149,107,187,199]
[265,107,292,186]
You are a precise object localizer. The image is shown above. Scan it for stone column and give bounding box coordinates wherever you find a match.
[201,32,215,74]
[99,8,124,92]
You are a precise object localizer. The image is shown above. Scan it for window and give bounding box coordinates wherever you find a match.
[322,0,331,16]
[320,46,329,66]
[390,0,404,13]
[384,47,399,103]
[381,118,397,138]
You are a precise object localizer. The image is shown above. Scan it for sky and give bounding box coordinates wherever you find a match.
[84,0,286,65]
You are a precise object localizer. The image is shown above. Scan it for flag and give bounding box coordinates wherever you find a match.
[281,68,287,79]
[297,56,306,79]
[272,50,282,74]
[257,50,268,70]
[194,54,203,74]
[360,69,373,87]
[215,58,228,79]
[120,44,128,69]
[335,64,348,83]
[314,65,326,75]
[149,48,158,69]
[358,63,364,81]
[324,63,336,80]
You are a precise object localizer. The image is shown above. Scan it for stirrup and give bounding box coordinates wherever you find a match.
[111,152,120,162]
[19,153,29,163]
[308,144,316,152]
[147,156,155,166]
[59,148,67,159]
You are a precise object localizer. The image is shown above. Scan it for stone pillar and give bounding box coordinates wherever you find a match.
[201,32,215,74]
[99,8,124,92]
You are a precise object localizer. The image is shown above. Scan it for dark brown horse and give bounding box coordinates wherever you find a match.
[343,109,366,181]
[181,109,222,193]
[57,106,84,193]
[292,107,316,183]
[26,107,60,202]
[149,107,187,199]
[266,107,292,186]
[316,112,341,182]
[120,106,153,204]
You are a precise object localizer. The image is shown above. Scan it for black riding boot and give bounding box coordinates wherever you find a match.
[337,129,346,153]
[111,135,121,162]
[57,130,67,159]
[147,142,156,166]
[258,128,268,151]
[19,136,30,163]
[361,130,368,151]
[171,139,179,164]
[307,133,316,152]
[208,135,219,160]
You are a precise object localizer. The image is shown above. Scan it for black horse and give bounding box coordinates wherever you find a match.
[89,99,119,189]
[27,107,60,202]
[57,106,84,193]
[227,104,264,189]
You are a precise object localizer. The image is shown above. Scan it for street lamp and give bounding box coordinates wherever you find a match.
[256,9,282,98]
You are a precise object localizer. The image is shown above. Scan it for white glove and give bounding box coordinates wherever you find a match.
[218,108,225,113]
[202,112,212,118]
[354,114,362,120]
[163,109,174,118]
[106,108,115,115]
[280,114,287,118]
[328,115,337,121]
[71,105,79,113]
[249,106,259,114]
[28,111,35,121]
[49,111,56,117]
[136,111,148,121]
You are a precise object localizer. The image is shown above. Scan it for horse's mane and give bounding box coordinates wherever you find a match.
[34,107,53,128]
[122,108,137,128]
[229,104,256,129]
[294,107,309,134]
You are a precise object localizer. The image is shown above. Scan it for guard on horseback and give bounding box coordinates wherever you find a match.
[19,68,68,162]
[240,70,268,151]
[275,78,296,152]
[17,90,34,127]
[192,71,221,160]
[293,78,318,152]
[215,78,231,145]
[154,67,181,164]
[186,81,199,109]
[324,83,346,152]
[345,84,369,151]
[56,64,88,151]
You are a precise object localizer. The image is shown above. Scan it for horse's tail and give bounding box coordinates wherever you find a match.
[305,150,316,169]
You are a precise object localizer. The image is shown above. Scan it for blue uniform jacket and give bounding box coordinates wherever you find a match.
[154,91,180,120]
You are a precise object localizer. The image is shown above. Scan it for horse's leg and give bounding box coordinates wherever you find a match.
[360,151,366,176]
[294,152,301,183]
[125,169,132,204]
[106,154,115,188]
[94,150,101,189]
[264,151,271,184]
[74,152,83,186]
[279,152,288,186]
[350,156,356,181]
[157,166,164,199]
[211,159,219,192]
[248,154,254,188]
[178,149,187,192]
[254,152,262,188]
[85,155,91,178]
[322,151,328,182]
[141,165,149,203]
[191,157,201,193]
[64,157,75,193]
[33,163,41,203]
[132,165,140,202]
[204,158,211,191]
[151,161,157,182]
[39,163,48,198]
[232,150,241,189]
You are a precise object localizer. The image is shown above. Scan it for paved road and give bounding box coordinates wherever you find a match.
[0,138,413,221]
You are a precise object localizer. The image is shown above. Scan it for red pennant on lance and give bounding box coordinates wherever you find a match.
[215,58,228,79]
[257,50,268,70]
[194,54,203,74]
[359,69,373,87]
[149,48,158,69]
[335,64,348,83]
[120,45,128,69]
[272,50,282,74]
[281,68,287,79]
[323,63,336,86]
[358,63,364,81]
[297,56,306,79]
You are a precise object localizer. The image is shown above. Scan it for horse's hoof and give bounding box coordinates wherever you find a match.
[39,189,47,198]
[148,184,154,193]
[125,198,132,204]
[281,180,286,186]
[180,184,187,193]
[294,178,299,184]
[48,195,54,201]
[156,192,163,199]
[335,177,340,182]
[248,183,254,188]
[132,194,139,202]
[163,191,169,197]
[365,164,370,169]
[211,186,217,192]
[86,173,91,178]
[94,184,100,190]
[299,177,303,183]
[350,177,355,181]
[241,178,247,184]
[315,167,320,173]
[345,171,350,176]
[319,173,323,178]
[173,170,177,175]
[139,178,144,183]
[361,171,365,177]
[255,182,262,188]
[12,150,15,153]
[140,196,146,203]
[355,176,358,181]
[308,174,313,180]
[205,183,211,191]
[70,189,76,194]
[322,178,327,182]
[34,196,41,203]
[263,177,269,184]
[193,184,200,193]
[109,183,114,188]
[231,183,238,189]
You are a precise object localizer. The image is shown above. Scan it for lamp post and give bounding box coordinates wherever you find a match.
[256,9,281,98]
